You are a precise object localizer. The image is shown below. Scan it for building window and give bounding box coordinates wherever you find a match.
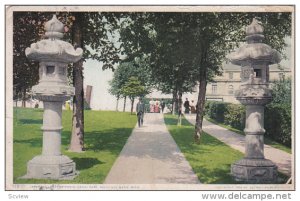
[58,67,66,76]
[212,83,217,94]
[228,85,234,95]
[229,72,233,79]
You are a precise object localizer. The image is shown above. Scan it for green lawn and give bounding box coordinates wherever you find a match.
[205,116,291,154]
[13,107,137,184]
[164,114,244,184]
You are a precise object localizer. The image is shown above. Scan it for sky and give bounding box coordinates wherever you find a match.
[83,59,118,110]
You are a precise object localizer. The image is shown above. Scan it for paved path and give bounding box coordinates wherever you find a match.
[184,114,292,176]
[104,113,200,184]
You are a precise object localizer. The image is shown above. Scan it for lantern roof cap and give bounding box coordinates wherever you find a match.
[227,17,281,65]
[25,15,83,63]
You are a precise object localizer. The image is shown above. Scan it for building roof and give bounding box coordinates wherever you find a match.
[222,61,291,72]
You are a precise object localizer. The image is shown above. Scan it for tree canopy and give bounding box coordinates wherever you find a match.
[108,58,152,113]
[14,11,292,145]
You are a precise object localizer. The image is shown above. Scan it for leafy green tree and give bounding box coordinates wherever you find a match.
[108,63,131,112]
[108,79,122,111]
[120,13,199,115]
[108,58,152,112]
[121,76,148,114]
[68,12,125,152]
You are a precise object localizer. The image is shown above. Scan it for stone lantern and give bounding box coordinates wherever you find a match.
[228,18,281,183]
[23,15,83,179]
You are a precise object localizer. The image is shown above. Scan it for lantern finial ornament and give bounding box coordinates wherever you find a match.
[44,14,64,39]
[246,18,264,36]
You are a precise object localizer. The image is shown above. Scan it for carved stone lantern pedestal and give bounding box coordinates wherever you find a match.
[22,15,83,180]
[228,19,281,183]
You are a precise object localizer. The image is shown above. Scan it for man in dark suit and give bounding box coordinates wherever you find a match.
[136,97,145,127]
[184,98,190,114]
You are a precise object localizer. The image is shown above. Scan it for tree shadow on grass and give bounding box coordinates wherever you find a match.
[14,127,134,157]
[164,116,191,127]
[84,128,134,155]
[14,138,42,147]
[71,157,104,170]
[14,130,71,148]
[61,131,71,146]
[193,164,237,184]
[18,119,43,125]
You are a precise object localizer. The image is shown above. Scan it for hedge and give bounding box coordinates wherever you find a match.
[224,104,246,130]
[205,101,291,147]
[205,101,230,123]
[265,103,291,147]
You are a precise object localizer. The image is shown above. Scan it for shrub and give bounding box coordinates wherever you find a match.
[224,104,246,130]
[265,103,291,147]
[204,101,213,116]
[206,101,229,123]
[204,100,291,148]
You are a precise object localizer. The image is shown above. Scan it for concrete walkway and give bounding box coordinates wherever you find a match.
[184,114,292,176]
[104,113,200,184]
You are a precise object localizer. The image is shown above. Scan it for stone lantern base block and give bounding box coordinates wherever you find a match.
[22,155,78,180]
[231,158,277,184]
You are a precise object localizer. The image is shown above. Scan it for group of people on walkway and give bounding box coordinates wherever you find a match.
[183,98,196,114]
[136,97,196,127]
[149,99,166,113]
[136,98,166,127]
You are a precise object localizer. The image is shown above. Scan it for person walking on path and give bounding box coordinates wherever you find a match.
[160,99,166,113]
[184,98,190,114]
[136,97,145,127]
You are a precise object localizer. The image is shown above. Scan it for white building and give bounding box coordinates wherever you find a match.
[205,62,291,104]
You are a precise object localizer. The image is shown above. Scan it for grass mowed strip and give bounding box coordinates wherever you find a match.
[205,116,291,154]
[164,114,243,184]
[13,108,137,184]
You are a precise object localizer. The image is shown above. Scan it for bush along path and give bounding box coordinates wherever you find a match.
[204,101,291,153]
[184,114,292,177]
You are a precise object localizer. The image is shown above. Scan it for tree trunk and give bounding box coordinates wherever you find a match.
[194,68,207,144]
[178,91,183,114]
[177,91,183,126]
[172,90,177,115]
[130,98,135,115]
[69,13,85,152]
[123,96,127,112]
[21,88,26,107]
[116,97,119,111]
[21,100,26,108]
